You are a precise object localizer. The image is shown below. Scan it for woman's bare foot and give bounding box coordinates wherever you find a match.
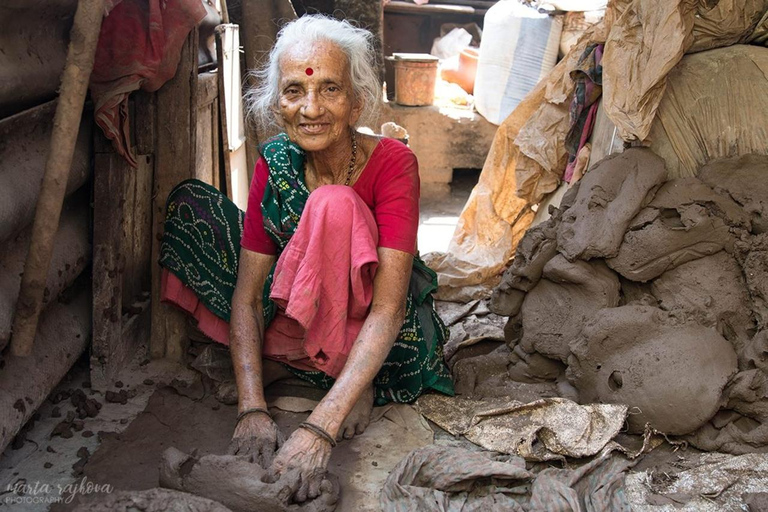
[337,384,374,441]
[262,359,294,387]
[215,359,293,405]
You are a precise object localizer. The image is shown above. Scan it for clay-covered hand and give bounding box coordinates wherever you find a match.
[269,427,332,503]
[228,412,283,467]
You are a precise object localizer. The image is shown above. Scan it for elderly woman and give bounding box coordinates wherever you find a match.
[158,14,453,501]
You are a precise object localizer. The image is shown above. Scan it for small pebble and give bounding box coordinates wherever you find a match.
[372,461,378,467]
[44,462,53,469]
[114,381,124,388]
[82,431,94,438]
[46,446,56,453]
[143,379,155,386]
[120,418,129,425]
[376,444,382,448]
[212,404,220,411]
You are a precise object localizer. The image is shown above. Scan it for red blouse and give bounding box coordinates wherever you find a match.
[241,137,420,255]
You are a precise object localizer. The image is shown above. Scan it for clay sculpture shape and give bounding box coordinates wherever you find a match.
[519,255,620,362]
[567,305,737,435]
[508,343,566,383]
[159,447,340,512]
[685,366,768,454]
[651,251,755,350]
[557,148,667,261]
[740,233,768,329]
[606,177,749,282]
[698,154,768,234]
[491,214,560,316]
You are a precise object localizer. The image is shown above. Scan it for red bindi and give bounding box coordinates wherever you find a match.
[305,67,314,76]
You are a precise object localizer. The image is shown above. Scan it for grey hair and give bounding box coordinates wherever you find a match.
[245,14,381,134]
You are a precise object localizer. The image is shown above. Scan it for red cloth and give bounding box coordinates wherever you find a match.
[262,185,380,377]
[242,137,420,256]
[90,0,206,167]
[161,268,230,344]
[160,186,381,378]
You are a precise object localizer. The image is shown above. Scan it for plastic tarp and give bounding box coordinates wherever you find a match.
[431,0,768,300]
[426,12,617,301]
[591,45,768,179]
[603,0,768,142]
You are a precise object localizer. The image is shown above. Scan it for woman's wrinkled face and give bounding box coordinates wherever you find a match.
[276,40,362,153]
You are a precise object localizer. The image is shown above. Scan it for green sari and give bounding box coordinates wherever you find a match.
[160,134,454,404]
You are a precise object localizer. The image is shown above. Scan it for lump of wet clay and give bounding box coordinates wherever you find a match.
[491,216,559,316]
[557,148,667,261]
[651,251,755,349]
[72,488,232,511]
[685,367,768,454]
[508,343,566,383]
[159,447,339,512]
[606,177,750,282]
[567,305,737,435]
[519,255,619,362]
[738,234,768,329]
[698,154,768,234]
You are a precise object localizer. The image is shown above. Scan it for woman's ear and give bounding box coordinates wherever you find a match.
[271,105,284,128]
[350,97,363,126]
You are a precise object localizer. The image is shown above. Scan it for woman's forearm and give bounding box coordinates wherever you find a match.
[230,251,276,412]
[230,295,268,411]
[307,305,405,437]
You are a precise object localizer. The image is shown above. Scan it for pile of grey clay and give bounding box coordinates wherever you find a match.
[74,448,339,512]
[491,149,768,452]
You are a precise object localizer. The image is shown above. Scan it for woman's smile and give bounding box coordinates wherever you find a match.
[277,40,361,154]
[298,122,331,135]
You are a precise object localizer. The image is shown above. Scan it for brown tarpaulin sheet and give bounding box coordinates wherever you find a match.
[430,0,768,299]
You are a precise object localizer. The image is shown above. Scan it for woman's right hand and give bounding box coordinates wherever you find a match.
[228,412,283,467]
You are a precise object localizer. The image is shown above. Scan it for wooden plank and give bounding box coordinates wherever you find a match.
[211,99,221,191]
[150,29,198,361]
[133,154,154,296]
[216,24,249,210]
[384,1,486,16]
[134,91,156,155]
[195,73,219,186]
[91,150,127,389]
[121,156,138,307]
[434,0,495,8]
[196,101,215,185]
[197,71,219,107]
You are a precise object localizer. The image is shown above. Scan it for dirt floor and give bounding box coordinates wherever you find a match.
[0,174,477,512]
[2,172,768,511]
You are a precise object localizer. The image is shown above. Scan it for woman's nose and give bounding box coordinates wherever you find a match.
[301,90,323,117]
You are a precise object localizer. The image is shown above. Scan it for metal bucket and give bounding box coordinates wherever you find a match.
[391,54,439,106]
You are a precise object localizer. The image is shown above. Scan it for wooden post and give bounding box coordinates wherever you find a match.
[91,124,154,388]
[10,0,104,356]
[150,28,199,360]
[239,0,296,160]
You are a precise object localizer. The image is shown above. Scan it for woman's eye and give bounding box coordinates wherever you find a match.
[325,86,340,93]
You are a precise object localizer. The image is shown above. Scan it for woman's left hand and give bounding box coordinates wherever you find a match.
[269,427,333,503]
